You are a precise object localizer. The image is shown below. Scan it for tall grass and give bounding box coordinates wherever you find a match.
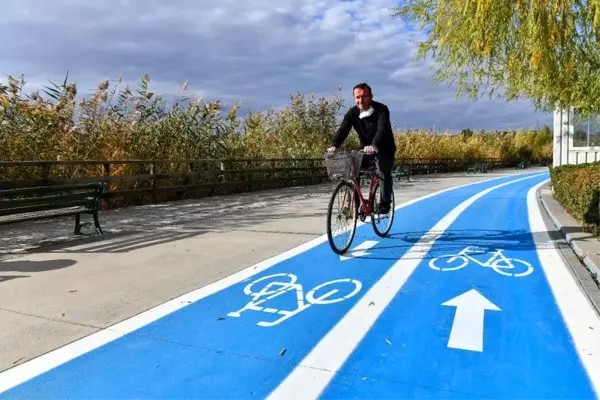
[0,74,553,168]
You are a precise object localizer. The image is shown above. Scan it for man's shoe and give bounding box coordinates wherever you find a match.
[377,201,390,214]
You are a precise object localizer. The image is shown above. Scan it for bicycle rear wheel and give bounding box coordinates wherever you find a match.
[327,180,358,254]
[370,181,395,237]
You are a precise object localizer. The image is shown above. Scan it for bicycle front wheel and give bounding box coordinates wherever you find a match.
[327,180,358,254]
[370,182,395,237]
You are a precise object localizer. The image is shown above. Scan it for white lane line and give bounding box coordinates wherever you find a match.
[0,171,542,394]
[265,173,546,400]
[527,179,600,396]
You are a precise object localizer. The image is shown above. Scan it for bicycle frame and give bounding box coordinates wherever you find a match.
[351,168,380,215]
[336,153,381,217]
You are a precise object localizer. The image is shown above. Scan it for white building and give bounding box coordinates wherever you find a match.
[553,108,600,166]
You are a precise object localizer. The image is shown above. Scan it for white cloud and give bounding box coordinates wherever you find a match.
[0,0,552,131]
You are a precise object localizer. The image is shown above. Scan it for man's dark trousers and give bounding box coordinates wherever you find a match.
[361,152,394,207]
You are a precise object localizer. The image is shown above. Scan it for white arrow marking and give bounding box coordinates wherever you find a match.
[441,289,501,352]
[340,240,379,261]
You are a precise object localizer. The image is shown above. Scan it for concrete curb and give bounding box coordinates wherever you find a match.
[539,184,600,283]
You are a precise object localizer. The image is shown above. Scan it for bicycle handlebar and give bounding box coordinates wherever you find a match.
[324,148,378,155]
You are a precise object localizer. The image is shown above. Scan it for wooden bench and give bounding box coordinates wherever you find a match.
[467,163,480,173]
[467,162,492,173]
[0,183,106,235]
[392,165,411,182]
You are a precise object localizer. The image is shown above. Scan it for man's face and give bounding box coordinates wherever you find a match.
[353,88,372,111]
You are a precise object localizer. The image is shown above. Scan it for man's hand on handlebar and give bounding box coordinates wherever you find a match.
[326,145,377,154]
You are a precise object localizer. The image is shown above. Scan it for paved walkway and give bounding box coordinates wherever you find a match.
[1,167,599,399]
[1,171,506,258]
[0,184,331,258]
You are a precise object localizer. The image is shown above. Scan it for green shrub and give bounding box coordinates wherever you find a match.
[550,161,600,236]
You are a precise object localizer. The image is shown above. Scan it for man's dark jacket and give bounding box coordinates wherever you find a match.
[331,100,396,156]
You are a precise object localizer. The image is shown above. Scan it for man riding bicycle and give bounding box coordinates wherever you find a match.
[326,83,396,214]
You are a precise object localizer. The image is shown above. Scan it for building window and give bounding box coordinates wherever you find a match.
[573,114,600,147]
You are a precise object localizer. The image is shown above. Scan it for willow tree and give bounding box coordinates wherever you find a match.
[391,1,600,118]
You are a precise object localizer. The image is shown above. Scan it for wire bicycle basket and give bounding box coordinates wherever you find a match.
[324,151,363,181]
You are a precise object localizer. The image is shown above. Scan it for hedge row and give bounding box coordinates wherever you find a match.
[549,161,600,236]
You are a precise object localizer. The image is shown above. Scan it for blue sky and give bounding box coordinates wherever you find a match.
[0,0,553,132]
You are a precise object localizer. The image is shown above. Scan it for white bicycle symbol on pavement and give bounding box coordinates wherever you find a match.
[429,245,534,277]
[227,273,362,327]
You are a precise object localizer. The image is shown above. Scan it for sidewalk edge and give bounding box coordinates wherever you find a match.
[537,183,600,313]
[539,183,600,285]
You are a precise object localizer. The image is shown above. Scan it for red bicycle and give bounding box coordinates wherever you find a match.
[324,149,395,254]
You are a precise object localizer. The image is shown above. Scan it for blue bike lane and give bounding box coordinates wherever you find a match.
[0,172,552,399]
[303,174,600,399]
